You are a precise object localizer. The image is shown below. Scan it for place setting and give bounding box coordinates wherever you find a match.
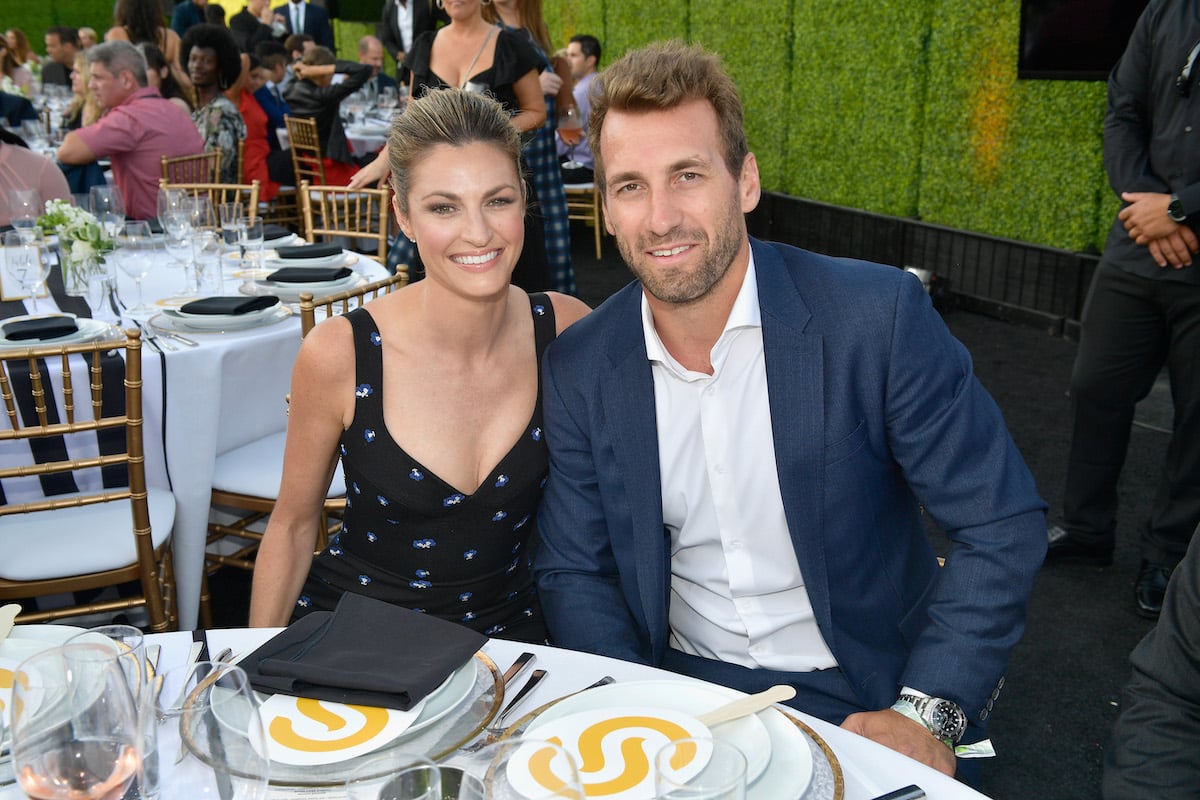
[152,295,294,335]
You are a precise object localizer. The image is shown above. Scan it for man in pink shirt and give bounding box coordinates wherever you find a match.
[57,41,203,221]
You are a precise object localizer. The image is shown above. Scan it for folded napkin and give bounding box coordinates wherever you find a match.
[275,243,342,260]
[267,266,354,283]
[3,316,79,341]
[262,223,294,241]
[241,593,487,710]
[179,296,280,316]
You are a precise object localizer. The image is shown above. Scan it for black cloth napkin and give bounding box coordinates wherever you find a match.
[179,296,280,315]
[262,224,294,242]
[241,593,486,710]
[267,266,354,283]
[3,316,79,341]
[275,243,342,260]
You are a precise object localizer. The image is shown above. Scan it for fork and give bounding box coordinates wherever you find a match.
[461,674,614,752]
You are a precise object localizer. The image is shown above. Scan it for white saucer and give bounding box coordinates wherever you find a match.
[0,316,120,349]
[153,305,293,333]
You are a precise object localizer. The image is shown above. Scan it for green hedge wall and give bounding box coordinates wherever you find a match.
[7,0,1119,254]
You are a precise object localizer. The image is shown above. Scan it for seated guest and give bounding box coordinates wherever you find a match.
[57,41,203,220]
[283,45,371,185]
[278,32,313,94]
[4,30,36,71]
[42,26,81,88]
[79,28,98,50]
[356,35,396,98]
[0,129,70,227]
[0,40,32,95]
[239,55,282,200]
[141,43,192,113]
[0,90,36,127]
[181,24,246,183]
[1103,527,1200,798]
[248,87,589,638]
[556,33,598,185]
[62,53,101,130]
[253,41,291,149]
[534,42,1047,778]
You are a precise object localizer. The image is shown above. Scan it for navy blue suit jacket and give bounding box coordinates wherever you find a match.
[535,238,1047,724]
[273,2,334,51]
[253,85,291,150]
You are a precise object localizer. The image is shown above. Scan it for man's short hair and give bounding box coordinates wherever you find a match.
[301,45,335,67]
[86,40,148,87]
[569,34,601,64]
[255,40,289,69]
[46,26,81,49]
[357,34,381,57]
[588,40,747,189]
[284,33,313,56]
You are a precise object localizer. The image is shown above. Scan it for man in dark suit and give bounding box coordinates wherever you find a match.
[534,41,1047,778]
[378,0,446,85]
[356,35,396,97]
[272,0,334,53]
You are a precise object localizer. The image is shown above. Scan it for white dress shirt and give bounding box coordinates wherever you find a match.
[394,0,414,54]
[290,1,305,34]
[643,253,838,672]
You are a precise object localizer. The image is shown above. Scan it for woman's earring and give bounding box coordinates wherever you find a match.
[435,0,443,8]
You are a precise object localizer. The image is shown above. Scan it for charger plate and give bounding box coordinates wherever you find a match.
[153,305,293,334]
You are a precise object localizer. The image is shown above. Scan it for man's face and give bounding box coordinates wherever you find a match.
[566,42,594,81]
[599,98,759,307]
[360,40,384,74]
[269,60,287,83]
[45,34,64,65]
[88,61,136,111]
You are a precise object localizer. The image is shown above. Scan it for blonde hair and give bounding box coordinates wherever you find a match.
[387,88,522,215]
[588,40,748,189]
[67,52,101,127]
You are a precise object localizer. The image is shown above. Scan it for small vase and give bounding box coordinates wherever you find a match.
[63,255,103,297]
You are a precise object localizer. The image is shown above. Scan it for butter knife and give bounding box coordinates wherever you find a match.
[497,668,547,726]
[133,319,173,351]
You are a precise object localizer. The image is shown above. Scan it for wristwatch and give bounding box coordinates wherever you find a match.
[1168,194,1187,223]
[896,694,968,745]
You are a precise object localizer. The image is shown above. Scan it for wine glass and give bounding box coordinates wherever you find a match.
[90,186,126,240]
[4,229,49,313]
[653,738,747,800]
[156,187,191,227]
[378,85,398,117]
[344,754,442,800]
[8,188,42,242]
[557,106,584,170]
[161,198,196,294]
[147,661,269,799]
[113,221,158,318]
[9,643,142,800]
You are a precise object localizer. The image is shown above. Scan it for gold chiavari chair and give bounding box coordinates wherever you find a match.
[159,179,262,220]
[284,115,325,187]
[161,148,223,184]
[564,182,604,260]
[0,330,177,631]
[299,180,391,264]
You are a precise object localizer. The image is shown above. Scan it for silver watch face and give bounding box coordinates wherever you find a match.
[929,699,967,741]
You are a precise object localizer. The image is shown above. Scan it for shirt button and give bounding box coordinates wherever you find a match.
[714,463,726,475]
[1188,126,1194,133]
[705,385,717,396]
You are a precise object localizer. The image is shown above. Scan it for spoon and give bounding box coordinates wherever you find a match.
[0,603,21,646]
[696,684,797,728]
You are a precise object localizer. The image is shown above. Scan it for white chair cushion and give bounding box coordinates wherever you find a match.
[0,488,176,581]
[210,431,345,500]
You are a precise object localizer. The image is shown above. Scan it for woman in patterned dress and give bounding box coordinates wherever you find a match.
[249,88,589,642]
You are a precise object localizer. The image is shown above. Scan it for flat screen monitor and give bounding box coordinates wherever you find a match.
[1018,0,1150,80]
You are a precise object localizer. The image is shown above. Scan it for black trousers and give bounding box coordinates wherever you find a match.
[1062,261,1200,565]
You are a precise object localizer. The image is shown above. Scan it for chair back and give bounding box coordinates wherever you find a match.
[162,148,223,184]
[299,180,390,263]
[298,273,409,337]
[564,182,604,260]
[159,180,262,220]
[285,115,326,186]
[0,329,176,630]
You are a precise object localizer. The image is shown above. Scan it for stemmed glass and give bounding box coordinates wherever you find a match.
[90,186,125,241]
[653,738,747,800]
[450,737,584,800]
[113,221,158,318]
[8,643,142,800]
[557,106,584,170]
[159,189,195,293]
[4,229,49,313]
[378,86,398,118]
[8,188,42,241]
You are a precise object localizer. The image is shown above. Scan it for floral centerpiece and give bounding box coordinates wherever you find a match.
[37,199,115,293]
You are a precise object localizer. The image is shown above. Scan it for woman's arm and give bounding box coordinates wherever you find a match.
[249,320,355,626]
[509,68,546,133]
[348,143,391,189]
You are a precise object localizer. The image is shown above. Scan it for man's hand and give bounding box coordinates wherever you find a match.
[1119,191,1177,244]
[841,709,956,776]
[1147,227,1200,268]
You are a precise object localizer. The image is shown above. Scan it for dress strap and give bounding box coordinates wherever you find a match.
[344,306,384,401]
[527,292,557,368]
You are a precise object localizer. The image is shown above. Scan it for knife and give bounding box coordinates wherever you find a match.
[501,651,536,689]
[133,319,172,352]
[497,668,548,725]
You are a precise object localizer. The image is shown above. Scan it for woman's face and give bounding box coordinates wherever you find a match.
[399,141,525,297]
[248,66,268,93]
[4,32,16,52]
[71,64,86,94]
[188,46,220,89]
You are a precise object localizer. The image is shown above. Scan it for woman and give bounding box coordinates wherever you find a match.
[106,0,186,87]
[249,88,589,641]
[79,28,98,50]
[0,40,31,95]
[142,42,192,113]
[181,24,246,183]
[238,55,281,200]
[349,0,550,289]
[4,29,36,68]
[63,52,100,130]
[485,0,576,295]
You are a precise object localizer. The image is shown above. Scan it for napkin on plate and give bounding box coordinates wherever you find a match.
[240,593,486,711]
[266,266,354,283]
[179,296,280,315]
[274,243,342,260]
[3,317,79,341]
[262,223,294,241]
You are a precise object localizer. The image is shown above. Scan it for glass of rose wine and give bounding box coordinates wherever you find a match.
[9,643,141,800]
[557,106,585,170]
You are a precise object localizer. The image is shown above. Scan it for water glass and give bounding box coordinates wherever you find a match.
[3,229,49,311]
[219,202,245,248]
[654,738,747,800]
[90,186,126,240]
[239,216,264,271]
[193,229,224,295]
[8,188,41,241]
[114,221,158,318]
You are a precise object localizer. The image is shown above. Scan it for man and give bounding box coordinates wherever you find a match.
[230,0,282,54]
[556,33,599,185]
[272,0,334,53]
[42,26,80,88]
[356,35,396,97]
[57,41,203,221]
[170,0,208,37]
[534,41,1047,777]
[254,41,292,152]
[378,0,446,85]
[1045,0,1200,619]
[283,45,370,183]
[1103,525,1200,798]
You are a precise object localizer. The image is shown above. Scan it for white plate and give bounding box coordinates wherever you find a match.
[264,233,302,248]
[525,680,811,800]
[153,305,293,333]
[0,624,87,747]
[264,252,349,269]
[240,273,365,303]
[0,316,120,350]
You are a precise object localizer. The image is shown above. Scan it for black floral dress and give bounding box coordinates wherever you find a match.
[293,294,557,643]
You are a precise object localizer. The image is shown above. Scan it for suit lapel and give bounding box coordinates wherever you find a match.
[600,289,670,657]
[752,240,835,638]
